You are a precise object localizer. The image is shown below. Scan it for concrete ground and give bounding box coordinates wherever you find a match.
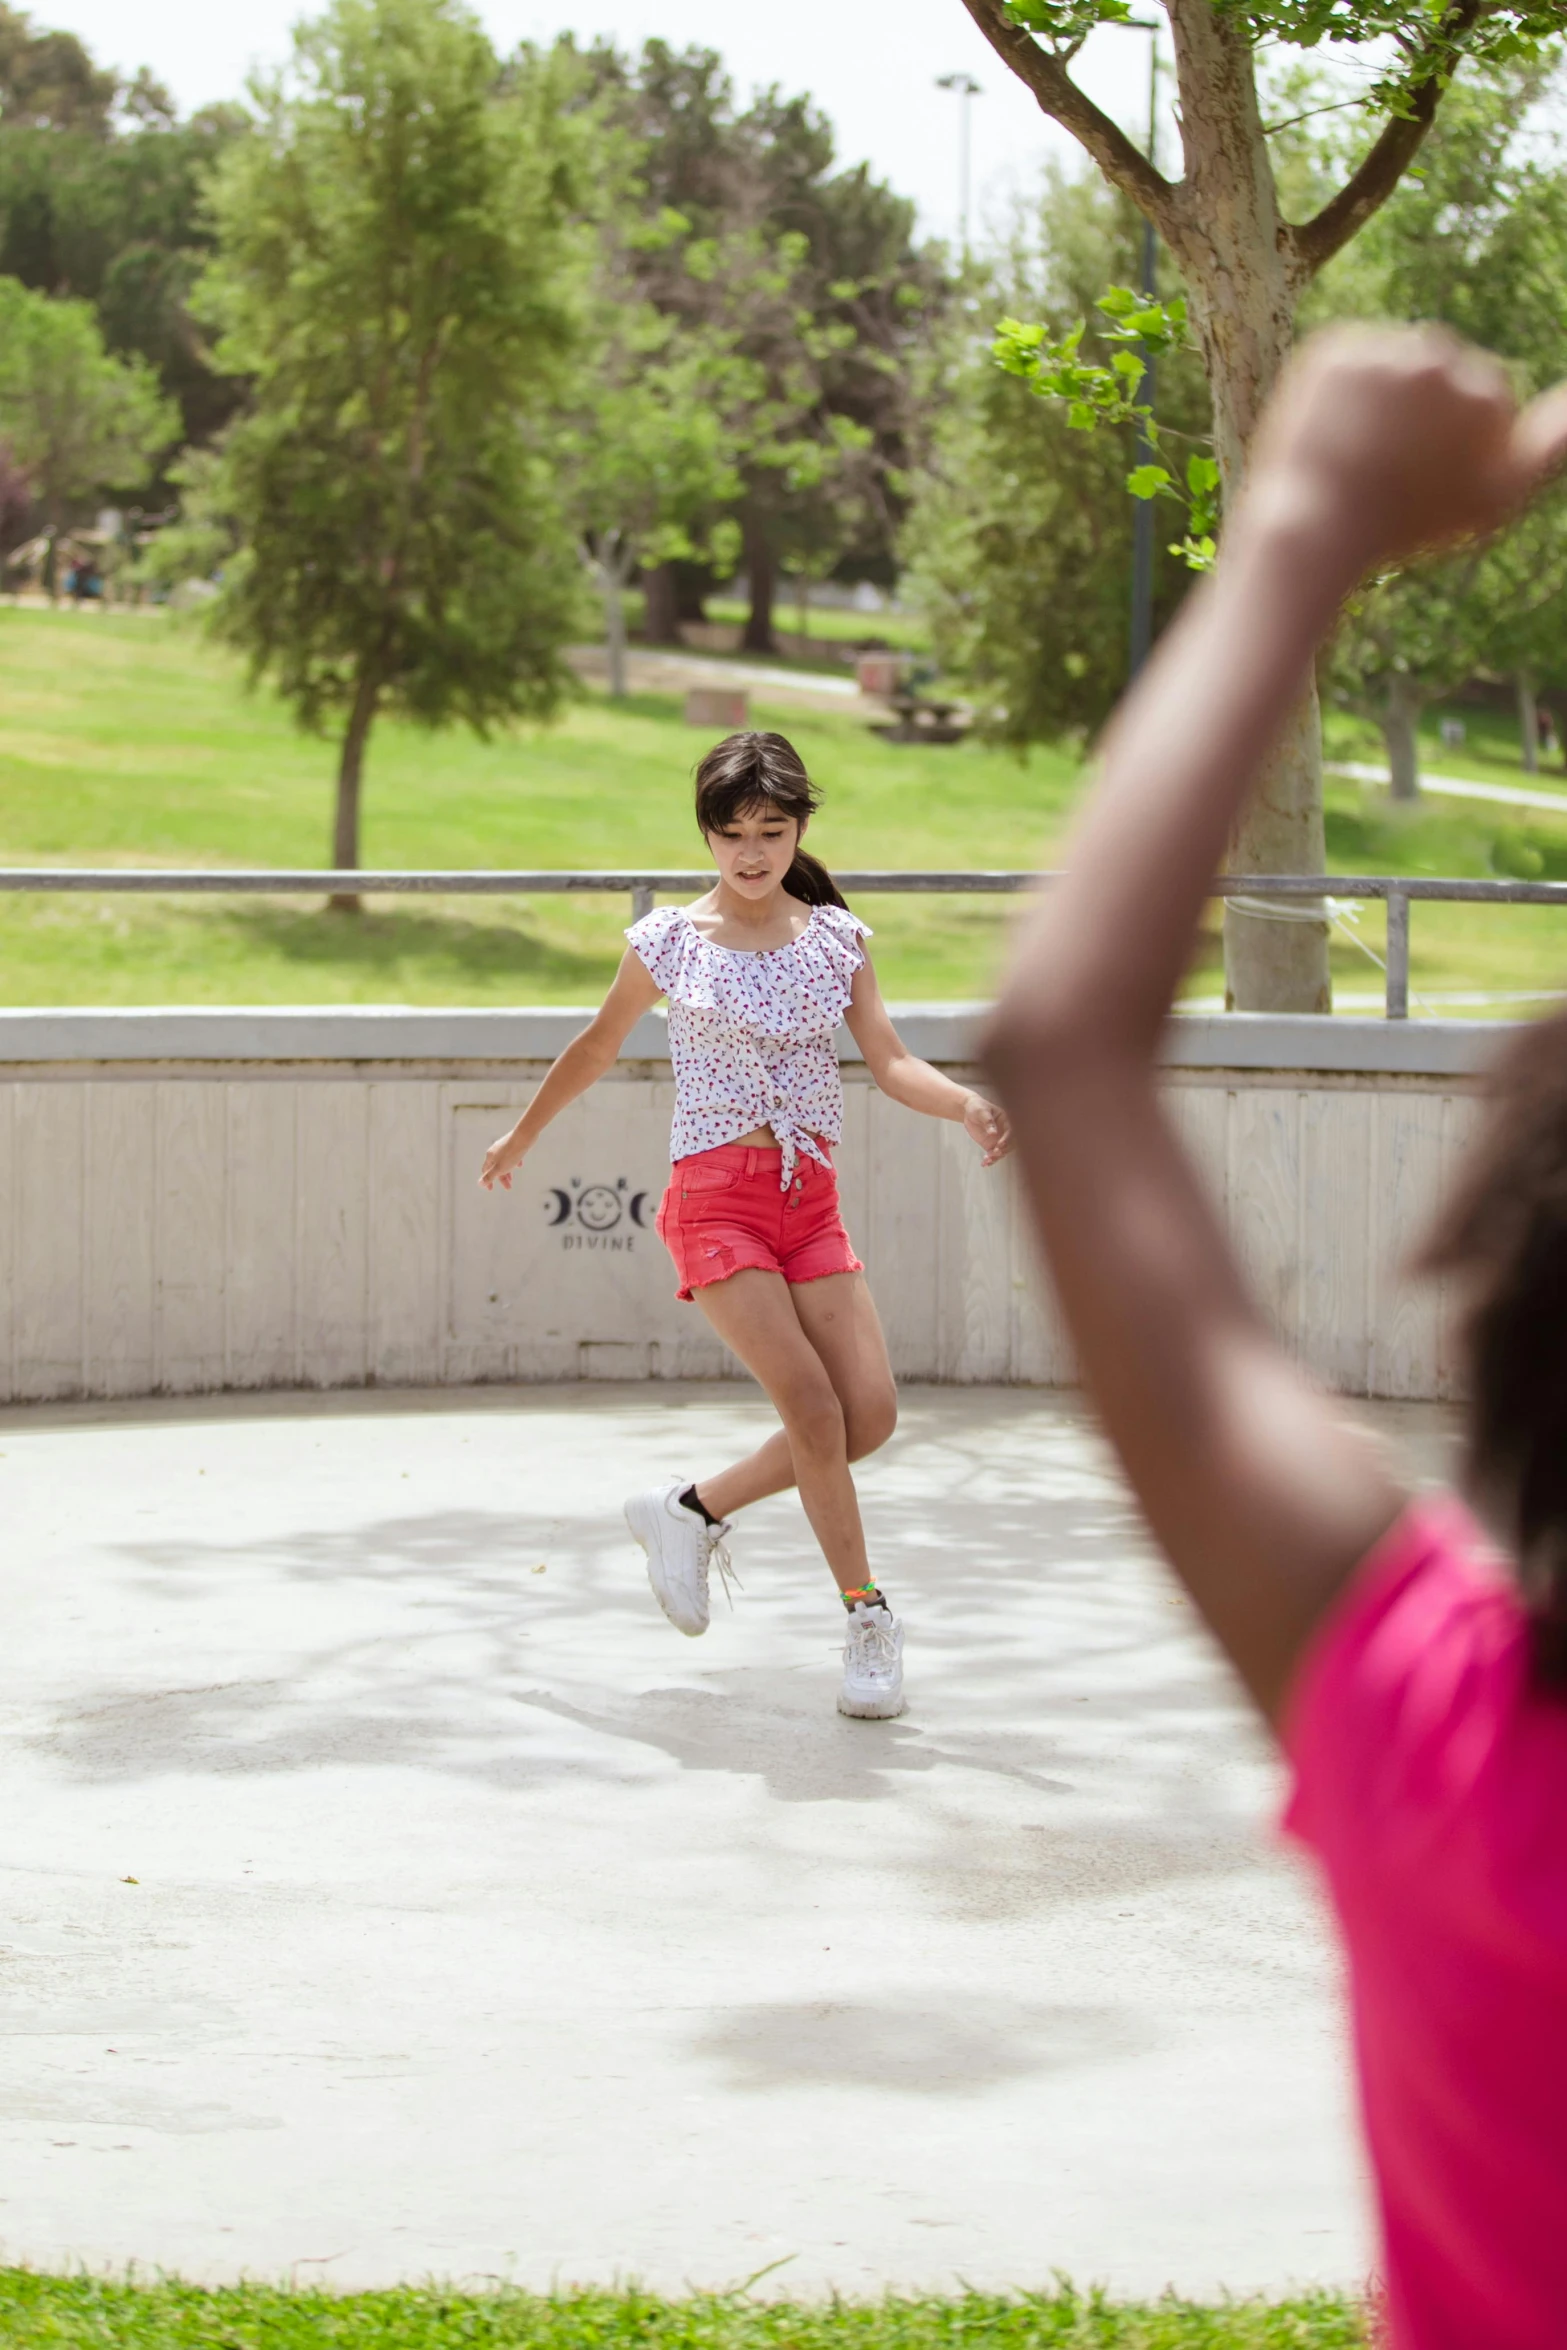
[0,1385,1452,2301]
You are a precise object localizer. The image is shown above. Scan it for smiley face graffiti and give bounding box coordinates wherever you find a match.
[544,1176,654,1234]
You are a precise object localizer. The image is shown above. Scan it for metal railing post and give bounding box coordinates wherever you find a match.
[1385,888,1410,1020]
[631,884,655,922]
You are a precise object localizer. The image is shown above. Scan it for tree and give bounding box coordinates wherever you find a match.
[1310,62,1567,791]
[961,0,1565,1011]
[0,4,118,133]
[566,39,945,652]
[904,168,1206,744]
[130,439,238,597]
[687,218,878,655]
[561,300,742,696]
[1490,508,1567,773]
[1326,548,1493,798]
[195,0,584,908]
[536,71,753,690]
[906,172,1202,737]
[0,275,176,593]
[735,124,945,649]
[1324,473,1567,791]
[0,432,29,555]
[0,5,246,444]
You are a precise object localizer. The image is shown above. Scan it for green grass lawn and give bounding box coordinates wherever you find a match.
[0,2278,1371,2348]
[0,607,1080,1006]
[1,604,1564,1010]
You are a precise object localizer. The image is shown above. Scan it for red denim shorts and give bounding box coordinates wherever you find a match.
[655,1141,863,1302]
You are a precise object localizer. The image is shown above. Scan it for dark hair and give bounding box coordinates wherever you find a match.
[692,730,848,910]
[1421,1007,1567,1684]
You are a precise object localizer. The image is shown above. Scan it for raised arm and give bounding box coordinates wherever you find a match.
[985,328,1567,1724]
[480,946,661,1191]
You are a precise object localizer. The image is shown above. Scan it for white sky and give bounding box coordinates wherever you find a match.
[41,0,1176,249]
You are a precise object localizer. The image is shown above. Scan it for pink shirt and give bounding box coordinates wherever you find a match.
[1284,1497,1567,2348]
[626,902,871,1189]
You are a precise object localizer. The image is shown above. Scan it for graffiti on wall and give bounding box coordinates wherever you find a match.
[543,1175,656,1253]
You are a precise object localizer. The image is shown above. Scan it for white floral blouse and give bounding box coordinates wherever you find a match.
[626,902,872,1189]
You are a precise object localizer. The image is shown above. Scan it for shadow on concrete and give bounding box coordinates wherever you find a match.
[514,1676,937,1802]
[26,1552,1270,1935]
[692,1995,1160,2094]
[20,1389,1279,1920]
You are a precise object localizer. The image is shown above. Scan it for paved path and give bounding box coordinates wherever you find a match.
[1328,757,1567,814]
[569,644,872,717]
[0,1386,1453,2299]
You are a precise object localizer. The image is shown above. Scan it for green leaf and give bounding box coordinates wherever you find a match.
[1186,454,1221,494]
[1005,0,1133,29]
[1126,464,1173,499]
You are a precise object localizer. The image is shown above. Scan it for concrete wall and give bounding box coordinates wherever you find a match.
[0,1007,1507,1404]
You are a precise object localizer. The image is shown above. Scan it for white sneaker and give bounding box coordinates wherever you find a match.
[624,1480,735,1637]
[838,1600,905,1719]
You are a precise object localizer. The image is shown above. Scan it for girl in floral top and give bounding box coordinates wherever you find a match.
[480,730,1010,1720]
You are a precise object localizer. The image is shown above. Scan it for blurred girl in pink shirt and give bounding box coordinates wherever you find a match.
[988,327,1567,2349]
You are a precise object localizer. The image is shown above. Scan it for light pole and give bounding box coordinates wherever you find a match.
[935,71,982,261]
[1121,17,1161,681]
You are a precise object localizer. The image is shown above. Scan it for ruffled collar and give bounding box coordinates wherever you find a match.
[677,905,821,958]
[654,903,862,1029]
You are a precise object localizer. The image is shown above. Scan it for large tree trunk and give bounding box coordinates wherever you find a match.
[674,563,711,626]
[1517,669,1539,774]
[1381,674,1422,801]
[328,666,379,915]
[1168,0,1330,1013]
[641,562,683,646]
[741,510,777,655]
[1221,688,1331,1012]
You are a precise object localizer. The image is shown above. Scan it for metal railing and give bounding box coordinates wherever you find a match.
[1,867,1564,1020]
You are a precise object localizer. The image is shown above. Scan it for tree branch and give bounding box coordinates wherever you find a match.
[1289,0,1487,280]
[957,0,1180,239]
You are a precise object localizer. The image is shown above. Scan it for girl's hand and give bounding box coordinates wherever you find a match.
[480,1128,527,1192]
[1245,324,1567,575]
[964,1093,1012,1167]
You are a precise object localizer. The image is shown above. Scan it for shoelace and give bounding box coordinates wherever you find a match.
[845,1609,897,1679]
[706,1527,741,1611]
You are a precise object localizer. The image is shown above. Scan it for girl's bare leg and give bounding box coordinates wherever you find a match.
[689,1269,896,1591]
[697,1270,897,1511]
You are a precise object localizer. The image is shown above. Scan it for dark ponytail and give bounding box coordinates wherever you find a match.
[781,847,848,909]
[1421,1004,1567,1689]
[692,730,848,910]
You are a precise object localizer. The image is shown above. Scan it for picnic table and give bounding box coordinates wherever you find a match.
[876,689,971,744]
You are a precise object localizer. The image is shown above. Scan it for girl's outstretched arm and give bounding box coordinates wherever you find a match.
[986,326,1567,1725]
[480,947,661,1190]
[844,955,1011,1165]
